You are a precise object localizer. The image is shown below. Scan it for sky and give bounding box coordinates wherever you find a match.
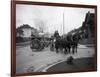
[16,4,95,35]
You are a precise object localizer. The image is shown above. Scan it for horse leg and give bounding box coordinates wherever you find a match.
[72,46,75,54]
[69,47,71,54]
[56,47,59,53]
[75,44,77,53]
[52,43,55,51]
[64,47,67,54]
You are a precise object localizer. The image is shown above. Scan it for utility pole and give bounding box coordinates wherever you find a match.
[63,8,65,36]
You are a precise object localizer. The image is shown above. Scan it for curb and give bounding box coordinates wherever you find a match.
[42,60,66,72]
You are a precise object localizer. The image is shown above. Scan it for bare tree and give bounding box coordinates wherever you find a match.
[34,19,46,33]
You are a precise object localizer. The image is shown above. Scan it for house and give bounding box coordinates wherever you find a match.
[16,24,39,38]
[82,11,95,39]
[67,11,95,44]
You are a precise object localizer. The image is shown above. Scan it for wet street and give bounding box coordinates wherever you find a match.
[16,44,95,73]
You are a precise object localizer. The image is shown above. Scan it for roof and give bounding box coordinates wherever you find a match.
[16,24,38,32]
[17,24,33,29]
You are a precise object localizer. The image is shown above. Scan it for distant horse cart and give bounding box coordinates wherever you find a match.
[30,36,45,51]
[30,34,51,51]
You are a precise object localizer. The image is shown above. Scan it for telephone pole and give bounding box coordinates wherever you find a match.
[63,8,65,35]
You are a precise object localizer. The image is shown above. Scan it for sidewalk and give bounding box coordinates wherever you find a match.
[78,44,94,48]
[46,57,95,72]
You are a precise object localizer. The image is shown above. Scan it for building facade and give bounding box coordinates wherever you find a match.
[16,24,39,38]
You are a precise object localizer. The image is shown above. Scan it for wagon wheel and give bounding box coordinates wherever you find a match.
[38,41,45,51]
[30,39,40,50]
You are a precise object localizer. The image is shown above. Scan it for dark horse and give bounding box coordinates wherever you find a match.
[71,33,81,54]
[54,33,80,54]
[51,30,81,54]
[54,36,71,54]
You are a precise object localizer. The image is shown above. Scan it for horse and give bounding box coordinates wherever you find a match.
[51,32,81,54]
[71,33,81,54]
[54,36,71,54]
